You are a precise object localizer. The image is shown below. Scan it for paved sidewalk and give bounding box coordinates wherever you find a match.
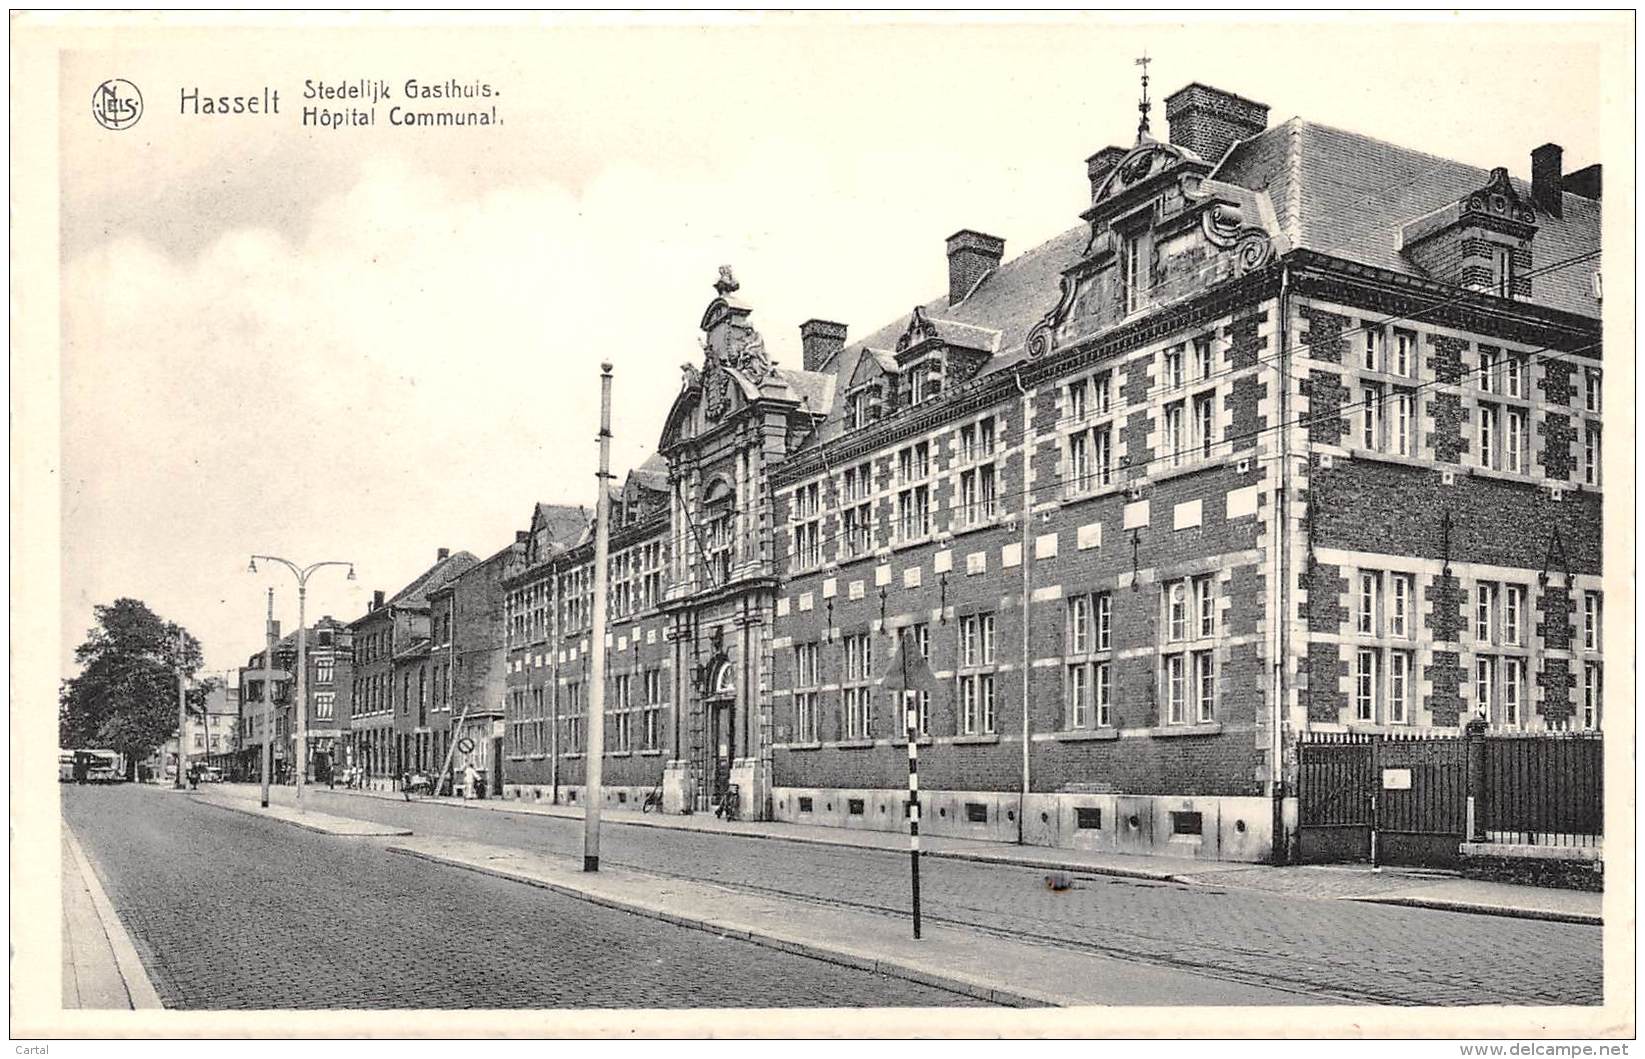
[61,826,162,1009]
[226,782,1600,924]
[195,790,411,836]
[386,834,1325,1007]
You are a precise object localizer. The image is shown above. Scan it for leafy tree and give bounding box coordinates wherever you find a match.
[59,598,204,780]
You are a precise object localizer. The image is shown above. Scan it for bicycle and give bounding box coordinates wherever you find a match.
[714,783,741,822]
[641,782,664,813]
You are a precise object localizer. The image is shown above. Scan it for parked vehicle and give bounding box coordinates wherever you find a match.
[68,749,125,783]
[59,751,75,782]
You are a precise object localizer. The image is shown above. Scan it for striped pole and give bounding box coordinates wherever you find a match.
[902,635,922,940]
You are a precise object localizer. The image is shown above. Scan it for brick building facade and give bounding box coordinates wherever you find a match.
[484,80,1602,862]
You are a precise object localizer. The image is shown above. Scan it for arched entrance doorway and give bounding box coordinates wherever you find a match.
[706,658,736,808]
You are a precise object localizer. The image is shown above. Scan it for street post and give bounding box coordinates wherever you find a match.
[585,362,614,872]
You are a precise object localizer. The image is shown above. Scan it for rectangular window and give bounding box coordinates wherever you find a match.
[842,633,873,740]
[316,692,334,721]
[1388,650,1411,725]
[1068,596,1090,654]
[1166,654,1187,725]
[1503,657,1525,728]
[1390,574,1413,639]
[1068,431,1090,491]
[1583,592,1601,651]
[1492,245,1515,298]
[1478,402,1498,470]
[1193,335,1213,380]
[1475,656,1497,721]
[1362,383,1384,450]
[1194,650,1215,723]
[897,484,930,540]
[1394,390,1416,456]
[960,464,998,525]
[1171,811,1203,836]
[1585,368,1602,414]
[1195,576,1215,638]
[1094,371,1113,415]
[1193,392,1215,459]
[1094,661,1112,728]
[1393,329,1416,376]
[1093,426,1112,488]
[1167,581,1188,642]
[907,622,931,735]
[1357,571,1381,635]
[1163,346,1185,390]
[1164,401,1185,466]
[1584,426,1601,486]
[1066,662,1089,730]
[1095,592,1112,651]
[1363,328,1382,372]
[1505,408,1528,474]
[1122,233,1144,315]
[1476,581,1498,643]
[315,661,334,685]
[1581,663,1602,730]
[1066,378,1088,422]
[1355,648,1378,722]
[1504,355,1525,399]
[1503,585,1524,646]
[959,613,996,735]
[1479,348,1499,393]
[965,802,989,824]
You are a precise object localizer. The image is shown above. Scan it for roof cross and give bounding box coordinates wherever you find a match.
[1135,51,1153,141]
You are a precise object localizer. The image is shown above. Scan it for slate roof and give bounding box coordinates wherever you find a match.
[1216,119,1601,317]
[387,550,480,610]
[800,110,1598,446]
[534,503,590,546]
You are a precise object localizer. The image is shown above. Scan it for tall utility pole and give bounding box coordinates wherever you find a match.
[262,588,276,808]
[250,554,355,808]
[585,361,614,873]
[174,629,188,789]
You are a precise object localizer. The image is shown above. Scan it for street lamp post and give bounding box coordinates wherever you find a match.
[249,554,355,808]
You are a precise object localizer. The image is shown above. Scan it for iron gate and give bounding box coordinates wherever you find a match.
[1298,731,1468,868]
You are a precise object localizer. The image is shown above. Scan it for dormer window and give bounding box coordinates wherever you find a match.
[848,390,874,430]
[1492,244,1515,299]
[1121,230,1146,315]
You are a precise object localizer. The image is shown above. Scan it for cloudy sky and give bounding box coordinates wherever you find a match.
[49,13,1614,676]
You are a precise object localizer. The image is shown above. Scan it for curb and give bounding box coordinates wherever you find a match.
[62,825,164,1009]
[1347,894,1603,926]
[196,796,412,837]
[386,845,1051,1008]
[319,787,1184,883]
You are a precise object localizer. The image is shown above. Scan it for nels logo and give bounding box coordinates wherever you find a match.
[92,79,143,131]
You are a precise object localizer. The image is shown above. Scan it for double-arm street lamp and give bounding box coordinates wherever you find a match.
[248,555,355,807]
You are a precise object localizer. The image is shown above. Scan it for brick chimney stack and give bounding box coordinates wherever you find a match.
[437,547,450,561]
[945,230,1005,306]
[372,590,385,610]
[1532,143,1564,218]
[1086,145,1128,201]
[798,319,848,372]
[1164,83,1269,164]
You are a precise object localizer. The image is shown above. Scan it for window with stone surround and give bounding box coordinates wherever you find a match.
[1362,326,1383,372]
[958,612,996,734]
[1164,400,1186,467]
[895,441,932,542]
[1161,576,1215,725]
[791,481,822,571]
[842,632,873,740]
[1583,425,1601,486]
[1064,592,1113,730]
[611,673,632,753]
[1393,329,1417,377]
[1193,334,1214,382]
[792,643,819,743]
[957,417,1000,528]
[1192,391,1216,460]
[1584,368,1602,414]
[905,622,932,736]
[642,668,665,750]
[1473,579,1531,727]
[840,461,874,558]
[564,681,583,754]
[1162,344,1186,391]
[1350,569,1415,724]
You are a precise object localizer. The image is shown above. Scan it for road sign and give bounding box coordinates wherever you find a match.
[879,633,941,695]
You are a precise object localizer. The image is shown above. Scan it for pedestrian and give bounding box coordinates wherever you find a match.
[463,762,478,801]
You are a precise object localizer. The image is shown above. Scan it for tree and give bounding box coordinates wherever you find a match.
[59,598,204,780]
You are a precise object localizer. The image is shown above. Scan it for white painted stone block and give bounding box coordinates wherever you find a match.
[1173,499,1203,530]
[1077,522,1103,550]
[1123,499,1150,530]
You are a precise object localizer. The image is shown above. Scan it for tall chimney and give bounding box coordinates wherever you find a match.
[1164,83,1269,164]
[1086,145,1128,201]
[945,230,1005,306]
[437,547,450,561]
[1532,143,1564,217]
[798,319,848,372]
[372,590,385,610]
[515,530,529,543]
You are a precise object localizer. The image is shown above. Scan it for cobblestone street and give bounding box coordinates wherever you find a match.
[248,785,1602,1007]
[61,785,978,1009]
